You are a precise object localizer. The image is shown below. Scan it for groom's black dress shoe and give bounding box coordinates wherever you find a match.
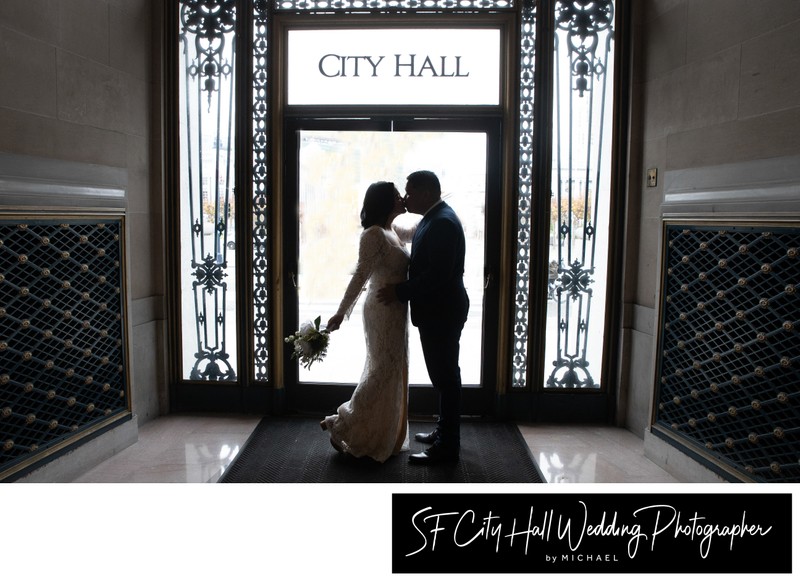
[408,445,459,465]
[414,429,440,444]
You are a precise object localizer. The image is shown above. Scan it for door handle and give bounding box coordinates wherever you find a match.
[290,272,297,288]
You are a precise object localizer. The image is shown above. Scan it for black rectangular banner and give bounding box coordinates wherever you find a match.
[392,493,791,574]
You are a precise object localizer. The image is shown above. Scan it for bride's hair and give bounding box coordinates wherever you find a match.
[360,181,396,228]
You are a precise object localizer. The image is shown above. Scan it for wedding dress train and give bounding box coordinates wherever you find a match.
[321,225,411,462]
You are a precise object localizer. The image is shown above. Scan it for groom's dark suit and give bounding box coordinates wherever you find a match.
[395,200,469,454]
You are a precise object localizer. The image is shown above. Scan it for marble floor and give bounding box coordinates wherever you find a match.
[72,414,679,483]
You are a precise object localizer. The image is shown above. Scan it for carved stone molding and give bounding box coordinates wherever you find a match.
[0,154,127,212]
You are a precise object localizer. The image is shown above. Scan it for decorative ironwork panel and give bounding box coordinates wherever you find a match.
[253,1,271,381]
[179,0,238,380]
[655,224,800,483]
[511,0,536,389]
[0,219,128,478]
[545,0,614,389]
[273,0,514,11]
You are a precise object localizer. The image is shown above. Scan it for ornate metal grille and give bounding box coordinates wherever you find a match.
[544,0,614,389]
[0,219,128,478]
[253,0,271,381]
[179,0,238,381]
[655,224,800,483]
[273,0,513,10]
[511,0,536,388]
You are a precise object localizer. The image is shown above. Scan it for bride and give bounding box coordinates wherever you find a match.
[321,181,413,462]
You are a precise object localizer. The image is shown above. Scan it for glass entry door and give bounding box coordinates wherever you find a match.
[284,118,500,416]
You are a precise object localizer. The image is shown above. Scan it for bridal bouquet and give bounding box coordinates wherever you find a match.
[285,316,330,369]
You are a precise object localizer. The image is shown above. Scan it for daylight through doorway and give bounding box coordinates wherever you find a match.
[296,130,486,386]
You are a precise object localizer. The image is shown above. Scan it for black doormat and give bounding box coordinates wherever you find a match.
[218,416,545,483]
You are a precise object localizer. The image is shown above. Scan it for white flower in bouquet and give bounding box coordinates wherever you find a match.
[285,316,330,369]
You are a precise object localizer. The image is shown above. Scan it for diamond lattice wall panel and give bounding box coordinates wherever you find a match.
[0,218,130,480]
[654,223,800,482]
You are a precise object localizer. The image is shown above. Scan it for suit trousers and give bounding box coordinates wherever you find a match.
[418,322,464,450]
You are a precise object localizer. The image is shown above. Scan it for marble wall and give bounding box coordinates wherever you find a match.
[0,0,166,425]
[623,0,800,440]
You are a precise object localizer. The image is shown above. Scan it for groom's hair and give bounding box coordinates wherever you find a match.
[407,170,441,197]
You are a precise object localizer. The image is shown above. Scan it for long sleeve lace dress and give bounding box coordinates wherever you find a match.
[321,225,412,462]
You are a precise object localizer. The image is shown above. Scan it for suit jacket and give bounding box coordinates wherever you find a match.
[395,201,469,329]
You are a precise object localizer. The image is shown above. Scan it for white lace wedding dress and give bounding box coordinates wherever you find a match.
[321,225,412,462]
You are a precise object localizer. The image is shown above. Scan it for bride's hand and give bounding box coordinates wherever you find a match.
[327,313,344,332]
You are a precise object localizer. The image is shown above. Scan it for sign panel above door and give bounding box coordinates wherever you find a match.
[287,28,501,106]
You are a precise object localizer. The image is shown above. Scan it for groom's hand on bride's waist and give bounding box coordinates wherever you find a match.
[377,284,398,305]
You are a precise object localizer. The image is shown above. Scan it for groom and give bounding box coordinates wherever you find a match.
[378,170,469,464]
